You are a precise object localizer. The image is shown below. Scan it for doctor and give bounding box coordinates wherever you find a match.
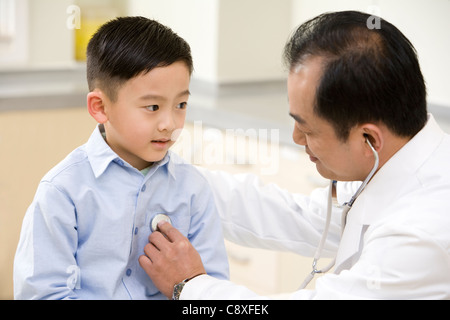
[139,11,450,299]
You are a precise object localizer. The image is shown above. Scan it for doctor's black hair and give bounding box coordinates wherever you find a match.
[86,16,193,102]
[284,11,427,141]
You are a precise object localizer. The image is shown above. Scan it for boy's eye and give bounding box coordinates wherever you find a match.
[146,105,159,111]
[177,102,187,110]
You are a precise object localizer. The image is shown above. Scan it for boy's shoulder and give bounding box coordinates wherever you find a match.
[167,151,209,185]
[41,144,90,184]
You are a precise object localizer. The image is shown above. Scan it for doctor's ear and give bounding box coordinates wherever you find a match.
[87,91,108,124]
[361,125,384,155]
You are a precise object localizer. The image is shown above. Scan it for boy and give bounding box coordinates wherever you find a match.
[14,16,229,299]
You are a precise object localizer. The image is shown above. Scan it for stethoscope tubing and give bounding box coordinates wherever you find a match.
[299,138,379,289]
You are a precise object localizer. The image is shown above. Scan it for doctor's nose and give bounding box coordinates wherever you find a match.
[293,126,307,146]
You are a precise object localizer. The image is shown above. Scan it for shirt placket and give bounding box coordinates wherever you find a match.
[122,165,161,298]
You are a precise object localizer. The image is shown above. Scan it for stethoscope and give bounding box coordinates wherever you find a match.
[151,214,172,232]
[299,136,379,289]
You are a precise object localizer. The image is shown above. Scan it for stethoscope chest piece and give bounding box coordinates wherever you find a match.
[151,214,172,232]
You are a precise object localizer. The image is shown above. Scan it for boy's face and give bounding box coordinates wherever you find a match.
[102,61,190,170]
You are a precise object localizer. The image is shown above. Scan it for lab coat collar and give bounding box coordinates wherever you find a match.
[334,114,445,272]
[360,113,444,224]
[86,124,176,179]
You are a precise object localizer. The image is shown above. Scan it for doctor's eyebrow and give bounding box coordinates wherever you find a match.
[289,112,307,125]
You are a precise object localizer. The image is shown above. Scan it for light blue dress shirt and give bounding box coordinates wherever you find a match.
[14,125,229,300]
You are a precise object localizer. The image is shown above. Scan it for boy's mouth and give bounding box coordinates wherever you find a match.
[151,139,171,150]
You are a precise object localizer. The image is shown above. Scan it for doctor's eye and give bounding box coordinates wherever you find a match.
[302,130,312,136]
[176,102,187,110]
[146,105,159,112]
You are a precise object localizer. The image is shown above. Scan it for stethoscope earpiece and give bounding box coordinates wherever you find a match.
[364,134,374,149]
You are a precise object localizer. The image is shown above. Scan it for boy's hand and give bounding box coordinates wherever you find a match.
[139,221,206,299]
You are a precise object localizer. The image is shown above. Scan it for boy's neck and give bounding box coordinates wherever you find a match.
[98,124,155,171]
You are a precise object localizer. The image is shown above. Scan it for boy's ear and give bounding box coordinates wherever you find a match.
[87,90,108,124]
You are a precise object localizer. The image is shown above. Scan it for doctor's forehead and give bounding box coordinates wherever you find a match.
[287,57,324,122]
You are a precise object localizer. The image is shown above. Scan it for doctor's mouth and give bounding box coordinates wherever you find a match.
[305,148,319,163]
[307,152,319,163]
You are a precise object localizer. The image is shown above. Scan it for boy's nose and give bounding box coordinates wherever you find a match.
[157,110,176,132]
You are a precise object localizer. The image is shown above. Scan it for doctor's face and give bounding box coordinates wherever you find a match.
[288,57,368,181]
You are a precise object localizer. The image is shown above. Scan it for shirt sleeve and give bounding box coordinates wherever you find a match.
[199,168,343,257]
[14,181,79,300]
[186,172,230,281]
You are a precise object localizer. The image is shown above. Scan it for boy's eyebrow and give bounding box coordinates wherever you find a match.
[139,90,191,101]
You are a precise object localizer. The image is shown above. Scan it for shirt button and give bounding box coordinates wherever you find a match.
[141,184,146,192]
[134,227,139,235]
[126,269,132,276]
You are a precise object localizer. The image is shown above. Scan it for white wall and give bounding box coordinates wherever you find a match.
[27,0,74,68]
[0,0,29,66]
[291,0,450,107]
[216,0,292,83]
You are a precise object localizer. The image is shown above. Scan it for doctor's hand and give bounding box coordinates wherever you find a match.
[138,221,206,299]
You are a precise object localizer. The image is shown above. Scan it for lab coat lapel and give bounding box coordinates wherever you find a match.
[334,195,367,274]
[334,156,415,273]
[333,144,409,273]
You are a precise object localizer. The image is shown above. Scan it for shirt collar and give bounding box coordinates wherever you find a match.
[86,125,119,178]
[86,124,177,179]
[165,151,177,180]
[145,150,177,181]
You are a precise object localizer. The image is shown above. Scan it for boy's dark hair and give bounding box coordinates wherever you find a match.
[284,11,427,141]
[87,16,193,101]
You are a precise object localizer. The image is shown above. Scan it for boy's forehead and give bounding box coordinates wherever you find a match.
[138,89,191,102]
[117,62,191,100]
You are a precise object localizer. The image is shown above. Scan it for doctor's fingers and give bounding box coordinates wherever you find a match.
[149,230,194,260]
[148,231,171,253]
[142,242,161,262]
[138,251,174,298]
[156,220,185,243]
[138,253,152,271]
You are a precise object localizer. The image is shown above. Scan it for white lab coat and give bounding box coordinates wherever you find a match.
[182,114,450,299]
